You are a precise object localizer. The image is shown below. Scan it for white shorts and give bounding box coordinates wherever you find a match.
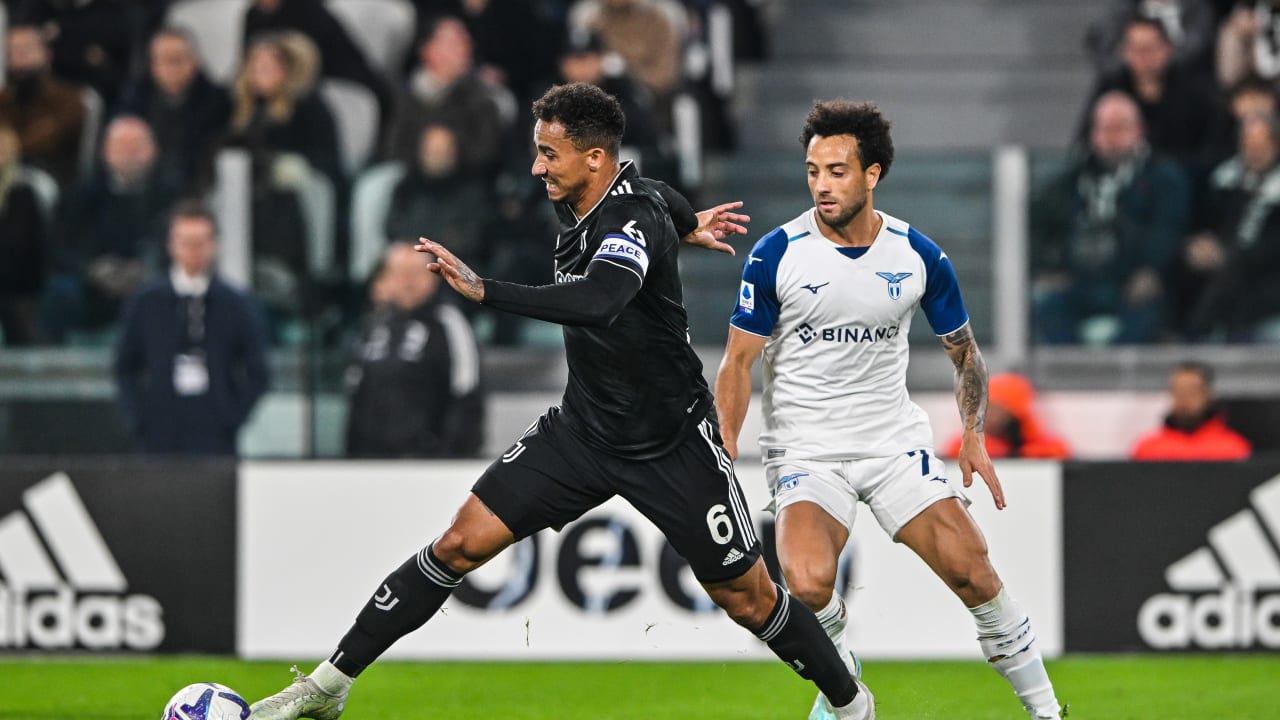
[765,449,969,540]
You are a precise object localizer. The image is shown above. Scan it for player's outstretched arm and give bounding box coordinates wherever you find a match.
[417,237,485,302]
[685,201,751,255]
[715,326,768,461]
[419,236,643,327]
[940,323,1006,509]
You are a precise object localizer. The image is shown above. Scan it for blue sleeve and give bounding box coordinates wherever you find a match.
[909,227,969,335]
[729,228,788,336]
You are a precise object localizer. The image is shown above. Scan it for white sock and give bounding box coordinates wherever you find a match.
[814,592,859,677]
[969,587,1060,718]
[310,660,354,696]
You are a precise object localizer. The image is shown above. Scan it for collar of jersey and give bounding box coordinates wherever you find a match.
[563,160,637,229]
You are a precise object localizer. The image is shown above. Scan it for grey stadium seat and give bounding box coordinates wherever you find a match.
[18,166,59,224]
[325,0,416,75]
[166,0,253,85]
[319,78,380,175]
[348,160,407,281]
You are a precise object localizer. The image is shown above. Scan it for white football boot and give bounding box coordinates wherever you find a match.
[808,674,875,720]
[250,667,347,720]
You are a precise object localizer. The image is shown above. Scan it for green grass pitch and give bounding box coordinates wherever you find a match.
[1,655,1277,719]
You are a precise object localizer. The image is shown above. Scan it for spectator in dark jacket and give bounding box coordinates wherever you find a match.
[1086,0,1218,78]
[117,27,232,195]
[557,30,674,180]
[1131,361,1252,460]
[1080,15,1228,177]
[114,200,270,455]
[1034,91,1191,344]
[0,23,87,187]
[345,241,484,458]
[12,0,146,106]
[225,31,341,185]
[0,124,46,345]
[412,0,557,107]
[387,15,506,176]
[242,0,393,139]
[1176,112,1280,340]
[42,115,179,341]
[384,123,489,261]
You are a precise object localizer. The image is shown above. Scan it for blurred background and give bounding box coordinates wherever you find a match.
[1,0,1278,462]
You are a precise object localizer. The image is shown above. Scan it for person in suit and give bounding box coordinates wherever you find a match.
[113,199,271,455]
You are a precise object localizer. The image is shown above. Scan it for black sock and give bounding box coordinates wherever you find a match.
[755,584,857,707]
[329,544,462,677]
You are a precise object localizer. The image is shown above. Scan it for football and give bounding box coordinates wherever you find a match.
[161,683,251,720]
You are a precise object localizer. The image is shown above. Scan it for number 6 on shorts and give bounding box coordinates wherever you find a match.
[706,503,734,545]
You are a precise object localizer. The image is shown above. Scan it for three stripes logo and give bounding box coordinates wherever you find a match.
[0,473,164,649]
[1138,472,1280,649]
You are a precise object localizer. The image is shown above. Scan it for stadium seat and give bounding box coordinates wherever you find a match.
[325,0,416,75]
[18,165,59,224]
[348,160,406,281]
[77,87,102,178]
[319,78,380,175]
[166,0,253,85]
[1080,314,1121,346]
[286,157,337,276]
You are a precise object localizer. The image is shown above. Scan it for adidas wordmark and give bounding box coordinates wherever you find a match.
[0,473,164,649]
[1138,473,1280,649]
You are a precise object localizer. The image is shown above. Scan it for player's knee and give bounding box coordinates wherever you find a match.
[431,529,485,575]
[703,586,765,628]
[726,596,773,629]
[943,557,1000,603]
[784,571,836,612]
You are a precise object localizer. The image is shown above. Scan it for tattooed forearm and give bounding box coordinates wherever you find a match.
[940,324,988,434]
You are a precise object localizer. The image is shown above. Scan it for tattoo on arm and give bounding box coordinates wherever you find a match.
[940,325,988,433]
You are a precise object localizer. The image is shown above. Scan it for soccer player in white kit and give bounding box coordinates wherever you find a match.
[715,100,1063,719]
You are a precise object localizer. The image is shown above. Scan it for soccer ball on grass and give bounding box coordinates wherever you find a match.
[161,682,251,720]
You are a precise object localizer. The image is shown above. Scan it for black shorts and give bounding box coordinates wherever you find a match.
[473,408,762,584]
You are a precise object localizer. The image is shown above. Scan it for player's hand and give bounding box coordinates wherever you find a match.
[416,237,485,303]
[957,431,1006,509]
[684,201,750,255]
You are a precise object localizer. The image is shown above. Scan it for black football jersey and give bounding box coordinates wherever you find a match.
[552,162,712,459]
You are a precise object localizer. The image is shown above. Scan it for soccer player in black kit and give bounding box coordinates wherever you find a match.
[250,83,875,720]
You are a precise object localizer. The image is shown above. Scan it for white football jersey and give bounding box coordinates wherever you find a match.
[729,209,969,460]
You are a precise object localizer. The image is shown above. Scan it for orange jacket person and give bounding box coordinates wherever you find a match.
[944,372,1070,460]
[1131,362,1251,461]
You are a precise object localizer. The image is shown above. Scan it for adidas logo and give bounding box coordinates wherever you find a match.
[722,548,745,566]
[1138,472,1280,649]
[0,473,164,649]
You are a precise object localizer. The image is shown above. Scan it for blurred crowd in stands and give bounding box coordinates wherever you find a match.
[1035,0,1280,345]
[6,1,1280,357]
[0,0,768,353]
[3,1,1280,457]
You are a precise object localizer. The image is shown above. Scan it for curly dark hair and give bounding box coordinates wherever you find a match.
[800,100,895,179]
[532,83,626,157]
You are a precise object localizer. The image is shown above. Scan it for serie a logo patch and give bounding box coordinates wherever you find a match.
[738,281,755,313]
